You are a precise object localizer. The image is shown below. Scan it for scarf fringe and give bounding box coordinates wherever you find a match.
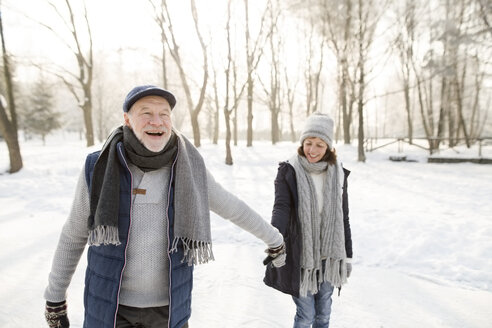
[170,237,215,266]
[300,268,321,297]
[323,258,348,288]
[300,258,348,297]
[88,225,121,246]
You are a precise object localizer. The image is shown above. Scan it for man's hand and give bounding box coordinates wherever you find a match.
[346,263,352,278]
[45,301,69,328]
[263,242,286,268]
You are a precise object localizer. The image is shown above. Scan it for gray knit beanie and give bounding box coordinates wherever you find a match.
[299,112,334,148]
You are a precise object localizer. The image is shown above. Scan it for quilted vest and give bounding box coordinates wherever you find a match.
[83,142,192,328]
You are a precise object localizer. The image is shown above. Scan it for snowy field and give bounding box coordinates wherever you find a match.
[1,132,492,328]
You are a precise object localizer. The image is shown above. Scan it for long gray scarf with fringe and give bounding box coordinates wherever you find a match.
[290,155,347,297]
[88,126,214,266]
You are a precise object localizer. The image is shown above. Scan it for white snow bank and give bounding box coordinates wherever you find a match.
[1,133,491,327]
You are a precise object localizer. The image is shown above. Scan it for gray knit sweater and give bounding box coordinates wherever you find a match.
[44,163,282,307]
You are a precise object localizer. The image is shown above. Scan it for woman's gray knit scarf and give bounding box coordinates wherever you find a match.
[88,126,214,266]
[290,155,348,297]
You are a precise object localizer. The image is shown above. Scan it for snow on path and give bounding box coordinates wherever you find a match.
[1,135,492,327]
[190,243,492,328]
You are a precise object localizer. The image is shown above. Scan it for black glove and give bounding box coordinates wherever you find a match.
[45,301,69,328]
[263,242,286,267]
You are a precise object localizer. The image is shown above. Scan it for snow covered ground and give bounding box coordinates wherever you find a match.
[1,133,491,328]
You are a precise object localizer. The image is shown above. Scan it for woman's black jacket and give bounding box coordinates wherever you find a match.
[263,161,353,297]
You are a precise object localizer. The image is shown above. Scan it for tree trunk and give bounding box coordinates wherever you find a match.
[213,97,219,145]
[447,85,456,147]
[403,80,413,144]
[0,108,23,173]
[0,13,22,173]
[341,62,351,144]
[469,69,483,139]
[161,41,168,89]
[213,107,219,145]
[357,99,366,162]
[82,97,94,147]
[357,0,366,162]
[156,0,208,147]
[246,75,254,147]
[233,105,238,146]
[245,0,254,147]
[211,68,220,145]
[271,108,280,144]
[223,0,233,165]
[191,111,201,148]
[224,108,233,165]
[434,75,446,150]
[2,132,23,173]
[289,107,296,142]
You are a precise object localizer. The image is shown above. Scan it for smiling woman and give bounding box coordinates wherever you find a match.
[301,137,329,163]
[264,112,353,328]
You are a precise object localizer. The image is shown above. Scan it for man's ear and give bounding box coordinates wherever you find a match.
[123,112,131,128]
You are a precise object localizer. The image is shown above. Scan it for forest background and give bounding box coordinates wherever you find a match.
[0,0,491,173]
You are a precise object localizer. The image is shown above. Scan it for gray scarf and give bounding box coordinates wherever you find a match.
[88,127,214,266]
[290,155,347,296]
[170,130,214,265]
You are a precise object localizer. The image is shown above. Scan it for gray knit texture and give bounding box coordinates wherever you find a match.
[171,132,212,265]
[44,163,282,307]
[290,155,347,297]
[119,165,171,306]
[299,112,334,148]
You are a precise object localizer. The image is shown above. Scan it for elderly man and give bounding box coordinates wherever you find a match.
[44,85,285,328]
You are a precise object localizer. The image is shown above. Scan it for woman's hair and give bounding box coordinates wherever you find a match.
[297,144,337,165]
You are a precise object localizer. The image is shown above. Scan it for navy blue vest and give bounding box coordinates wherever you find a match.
[83,142,192,328]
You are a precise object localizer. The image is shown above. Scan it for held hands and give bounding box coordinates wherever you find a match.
[45,301,69,328]
[263,242,286,268]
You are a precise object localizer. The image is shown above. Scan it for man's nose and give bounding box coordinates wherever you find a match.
[149,114,163,125]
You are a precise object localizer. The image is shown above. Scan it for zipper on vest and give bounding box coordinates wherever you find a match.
[113,146,134,328]
[166,148,179,328]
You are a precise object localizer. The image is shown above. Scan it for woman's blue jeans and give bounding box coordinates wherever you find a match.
[292,281,334,328]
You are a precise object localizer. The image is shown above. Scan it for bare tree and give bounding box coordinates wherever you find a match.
[318,0,357,144]
[304,18,326,116]
[149,0,208,147]
[353,0,384,162]
[468,54,485,139]
[210,64,221,145]
[218,0,276,163]
[223,0,235,165]
[284,66,299,142]
[39,0,94,147]
[412,0,489,152]
[476,0,492,37]
[409,3,443,153]
[258,0,283,144]
[244,0,275,146]
[393,0,418,144]
[0,7,22,173]
[447,0,471,147]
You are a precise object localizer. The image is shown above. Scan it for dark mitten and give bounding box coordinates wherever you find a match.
[45,301,69,328]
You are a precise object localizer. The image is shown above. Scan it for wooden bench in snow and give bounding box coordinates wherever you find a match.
[389,155,407,162]
[389,155,418,162]
[427,157,492,164]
